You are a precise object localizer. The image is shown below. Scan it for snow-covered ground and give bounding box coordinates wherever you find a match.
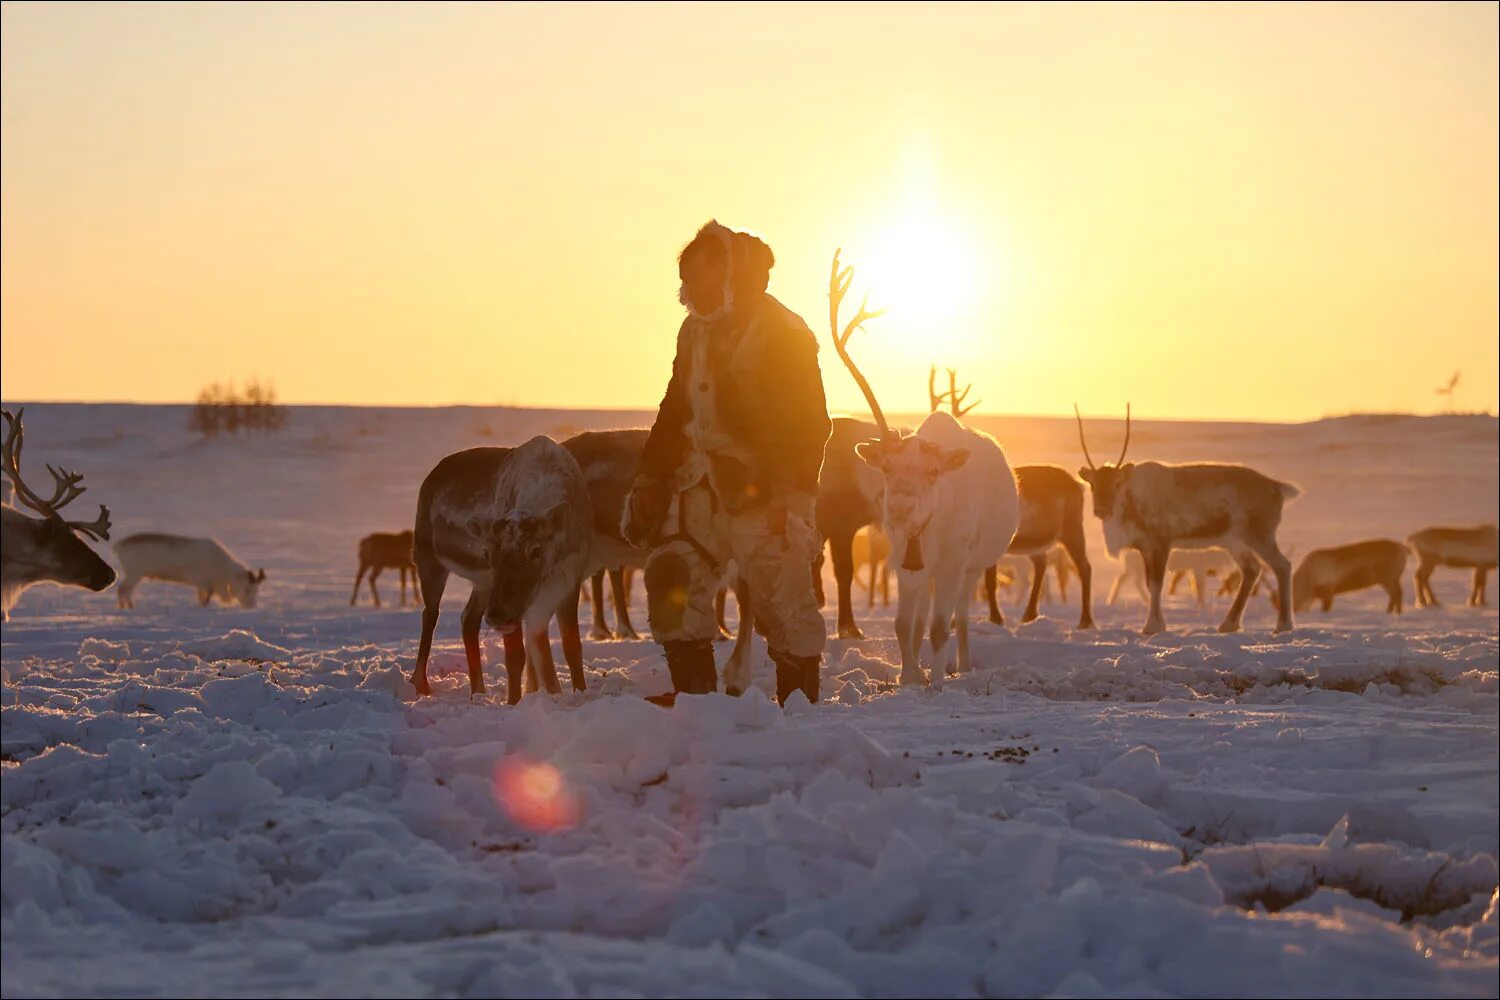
[2,404,1497,998]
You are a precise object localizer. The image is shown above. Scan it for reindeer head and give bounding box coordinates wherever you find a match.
[855,437,968,569]
[678,221,774,322]
[475,503,573,632]
[2,410,115,593]
[225,568,267,608]
[1075,404,1133,520]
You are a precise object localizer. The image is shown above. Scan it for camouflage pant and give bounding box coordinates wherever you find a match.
[644,481,826,659]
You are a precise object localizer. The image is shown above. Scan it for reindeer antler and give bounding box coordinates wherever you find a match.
[928,366,948,414]
[1115,403,1132,467]
[1074,403,1132,470]
[1074,404,1097,471]
[946,368,980,418]
[1,409,111,539]
[829,250,891,439]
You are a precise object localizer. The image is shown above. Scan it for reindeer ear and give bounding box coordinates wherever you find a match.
[1077,467,1095,484]
[939,448,969,474]
[854,440,884,469]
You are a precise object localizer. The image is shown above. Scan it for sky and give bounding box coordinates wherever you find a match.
[2,2,1496,421]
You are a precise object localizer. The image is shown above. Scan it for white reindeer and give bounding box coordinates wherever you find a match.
[1,410,115,619]
[410,436,592,702]
[1075,406,1298,635]
[828,251,1019,687]
[115,534,267,608]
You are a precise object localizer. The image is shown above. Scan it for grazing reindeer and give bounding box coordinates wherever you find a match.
[1,410,115,619]
[983,465,1094,629]
[410,437,592,702]
[813,415,885,637]
[350,530,420,607]
[829,251,1019,687]
[561,429,650,640]
[1075,405,1298,635]
[115,535,266,608]
[1408,524,1497,607]
[1277,539,1409,614]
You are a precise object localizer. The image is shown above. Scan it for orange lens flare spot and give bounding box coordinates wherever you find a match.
[493,757,581,832]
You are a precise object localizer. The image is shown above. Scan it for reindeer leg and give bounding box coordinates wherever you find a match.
[399,566,408,606]
[1062,528,1093,630]
[1218,552,1260,633]
[460,589,486,695]
[410,552,449,696]
[558,589,586,692]
[1415,558,1438,607]
[829,526,863,639]
[526,622,563,695]
[1141,547,1169,635]
[350,563,367,606]
[501,628,526,705]
[894,567,929,688]
[1385,580,1402,614]
[1022,553,1046,623]
[1471,567,1487,607]
[1249,538,1294,633]
[588,570,613,639]
[927,568,963,686]
[724,579,755,696]
[714,587,733,641]
[985,565,1006,625]
[610,567,641,639]
[364,567,380,608]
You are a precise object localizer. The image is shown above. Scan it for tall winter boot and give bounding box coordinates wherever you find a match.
[770,649,821,706]
[663,640,717,695]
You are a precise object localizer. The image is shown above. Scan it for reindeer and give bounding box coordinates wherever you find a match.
[983,466,1094,629]
[410,436,592,702]
[1408,524,1497,607]
[1075,406,1298,635]
[829,251,1019,686]
[115,535,267,608]
[350,530,420,606]
[923,370,1094,631]
[1,410,115,619]
[1278,539,1409,614]
[560,429,650,640]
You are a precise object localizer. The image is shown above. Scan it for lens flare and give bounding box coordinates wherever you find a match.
[492,756,581,832]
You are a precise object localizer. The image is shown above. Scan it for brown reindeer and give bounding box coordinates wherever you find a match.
[1076,405,1298,635]
[1278,539,1408,614]
[984,466,1094,629]
[1,409,115,619]
[350,530,420,607]
[1408,524,1498,607]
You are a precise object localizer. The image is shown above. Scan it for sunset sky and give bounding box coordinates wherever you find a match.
[2,2,1496,421]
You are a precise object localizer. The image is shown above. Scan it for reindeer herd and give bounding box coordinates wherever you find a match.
[2,242,1497,705]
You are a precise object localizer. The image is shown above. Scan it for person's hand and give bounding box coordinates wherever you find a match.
[621,477,670,548]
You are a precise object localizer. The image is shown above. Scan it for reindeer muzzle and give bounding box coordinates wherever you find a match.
[901,536,925,572]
